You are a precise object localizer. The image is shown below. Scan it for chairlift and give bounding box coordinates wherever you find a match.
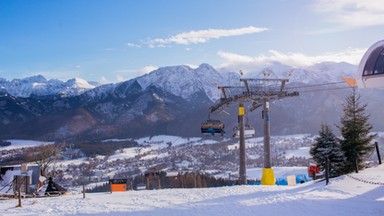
[201,119,225,136]
[357,40,384,88]
[232,124,255,138]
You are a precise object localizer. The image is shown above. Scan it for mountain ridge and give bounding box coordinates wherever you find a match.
[1,62,382,141]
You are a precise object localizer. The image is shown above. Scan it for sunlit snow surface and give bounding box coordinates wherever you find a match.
[2,140,54,150]
[1,165,383,216]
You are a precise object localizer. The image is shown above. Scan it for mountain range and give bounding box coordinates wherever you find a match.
[0,62,383,141]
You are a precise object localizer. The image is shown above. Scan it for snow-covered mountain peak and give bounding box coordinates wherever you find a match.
[66,77,96,89]
[136,63,238,101]
[244,61,357,84]
[196,63,215,71]
[21,74,47,83]
[0,75,98,97]
[0,61,358,100]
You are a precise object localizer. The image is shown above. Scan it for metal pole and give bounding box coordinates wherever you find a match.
[375,142,382,165]
[325,158,330,185]
[263,99,271,168]
[238,103,247,185]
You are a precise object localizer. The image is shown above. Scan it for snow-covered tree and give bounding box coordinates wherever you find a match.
[310,124,344,177]
[338,88,376,173]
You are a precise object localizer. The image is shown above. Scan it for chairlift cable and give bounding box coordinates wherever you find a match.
[285,81,346,90]
[295,86,352,93]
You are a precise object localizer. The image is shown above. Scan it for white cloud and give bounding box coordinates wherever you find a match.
[126,43,141,48]
[99,76,110,84]
[104,48,119,51]
[147,26,268,47]
[116,74,125,82]
[314,0,384,27]
[217,48,366,71]
[138,65,158,75]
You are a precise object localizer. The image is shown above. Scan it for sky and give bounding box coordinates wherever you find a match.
[0,0,383,84]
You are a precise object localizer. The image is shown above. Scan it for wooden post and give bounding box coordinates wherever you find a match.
[17,186,22,207]
[82,184,86,199]
[325,158,330,185]
[375,142,382,165]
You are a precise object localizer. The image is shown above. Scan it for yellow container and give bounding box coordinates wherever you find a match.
[261,168,275,185]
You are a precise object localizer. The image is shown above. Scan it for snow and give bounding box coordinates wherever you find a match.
[53,158,88,167]
[285,147,311,159]
[136,64,239,101]
[0,75,98,98]
[1,165,383,216]
[107,148,140,162]
[66,78,95,89]
[1,140,54,150]
[140,152,169,161]
[135,135,199,147]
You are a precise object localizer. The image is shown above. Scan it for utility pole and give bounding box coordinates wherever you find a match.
[261,98,275,185]
[238,103,247,185]
[263,99,271,168]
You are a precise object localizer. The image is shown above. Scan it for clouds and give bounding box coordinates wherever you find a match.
[314,0,384,27]
[138,65,158,75]
[217,48,366,71]
[147,26,268,48]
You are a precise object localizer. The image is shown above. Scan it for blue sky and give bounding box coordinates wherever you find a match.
[0,0,383,83]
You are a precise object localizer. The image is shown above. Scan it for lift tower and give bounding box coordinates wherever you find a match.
[208,78,299,185]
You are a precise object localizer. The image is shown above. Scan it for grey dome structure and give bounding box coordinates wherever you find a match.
[357,40,384,88]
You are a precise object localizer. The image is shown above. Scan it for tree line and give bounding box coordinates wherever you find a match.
[86,172,237,193]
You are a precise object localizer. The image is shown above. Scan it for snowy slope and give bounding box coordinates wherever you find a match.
[0,75,98,97]
[1,165,383,216]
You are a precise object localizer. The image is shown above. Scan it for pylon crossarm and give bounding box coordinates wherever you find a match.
[209,90,299,113]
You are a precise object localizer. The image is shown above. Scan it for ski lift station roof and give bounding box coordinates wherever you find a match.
[358,40,384,88]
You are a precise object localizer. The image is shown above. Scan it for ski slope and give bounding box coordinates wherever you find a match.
[1,165,383,216]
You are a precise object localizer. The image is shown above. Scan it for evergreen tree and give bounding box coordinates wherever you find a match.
[310,124,344,177]
[338,88,376,173]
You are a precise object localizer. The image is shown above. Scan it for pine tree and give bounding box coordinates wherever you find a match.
[310,124,344,177]
[338,88,376,173]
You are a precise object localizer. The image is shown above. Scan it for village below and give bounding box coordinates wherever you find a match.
[0,134,383,215]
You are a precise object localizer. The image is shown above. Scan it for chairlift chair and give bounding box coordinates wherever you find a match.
[201,119,225,136]
[232,124,255,138]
